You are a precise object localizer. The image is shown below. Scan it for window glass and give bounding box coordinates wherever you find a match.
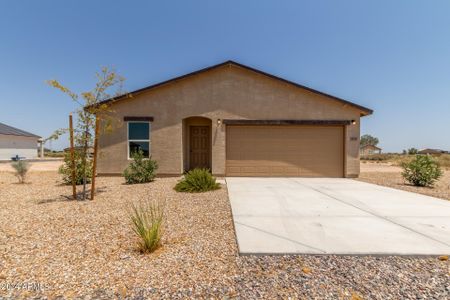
[128,122,149,140]
[129,141,150,157]
[128,122,150,158]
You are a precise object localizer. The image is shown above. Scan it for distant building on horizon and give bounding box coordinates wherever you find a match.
[418,148,449,155]
[0,122,41,160]
[360,144,382,156]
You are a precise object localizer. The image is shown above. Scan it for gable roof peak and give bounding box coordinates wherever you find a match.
[90,60,373,116]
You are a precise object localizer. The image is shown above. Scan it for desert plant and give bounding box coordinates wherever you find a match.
[11,160,29,183]
[129,199,164,253]
[360,153,394,161]
[174,168,221,193]
[401,155,443,187]
[407,148,418,155]
[59,151,92,185]
[123,150,158,184]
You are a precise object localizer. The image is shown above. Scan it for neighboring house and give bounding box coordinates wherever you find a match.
[360,144,382,156]
[0,122,41,160]
[93,60,373,178]
[418,148,449,155]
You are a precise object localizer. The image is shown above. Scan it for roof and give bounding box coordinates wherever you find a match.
[360,144,382,150]
[418,148,448,154]
[0,122,41,138]
[89,60,373,116]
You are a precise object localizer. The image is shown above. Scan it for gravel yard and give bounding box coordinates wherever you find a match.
[0,170,449,299]
[359,162,450,200]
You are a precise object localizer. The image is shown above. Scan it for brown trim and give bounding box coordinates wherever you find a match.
[87,60,373,116]
[123,116,154,122]
[223,119,352,126]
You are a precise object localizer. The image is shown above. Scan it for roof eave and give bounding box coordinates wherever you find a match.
[0,132,41,138]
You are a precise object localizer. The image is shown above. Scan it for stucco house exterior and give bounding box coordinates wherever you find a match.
[95,61,373,177]
[360,144,382,156]
[0,122,41,160]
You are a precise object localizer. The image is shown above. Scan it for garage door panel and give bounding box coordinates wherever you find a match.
[226,125,344,177]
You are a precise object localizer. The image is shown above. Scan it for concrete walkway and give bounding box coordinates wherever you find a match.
[226,178,450,255]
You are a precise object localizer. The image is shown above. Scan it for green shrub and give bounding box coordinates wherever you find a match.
[401,155,443,187]
[407,148,418,155]
[11,160,30,183]
[360,154,393,161]
[123,150,158,184]
[129,199,164,253]
[174,168,221,193]
[59,150,92,185]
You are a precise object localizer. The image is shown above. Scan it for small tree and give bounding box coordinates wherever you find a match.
[59,151,92,185]
[401,155,442,187]
[48,67,127,199]
[360,134,379,147]
[407,148,418,155]
[11,160,30,184]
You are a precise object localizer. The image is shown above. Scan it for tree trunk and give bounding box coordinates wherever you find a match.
[90,116,99,200]
[69,114,77,200]
[82,126,89,200]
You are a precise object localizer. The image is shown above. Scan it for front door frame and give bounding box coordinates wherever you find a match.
[188,125,211,171]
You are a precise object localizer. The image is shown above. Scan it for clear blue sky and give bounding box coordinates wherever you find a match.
[1,1,449,152]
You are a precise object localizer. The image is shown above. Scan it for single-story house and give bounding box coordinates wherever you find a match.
[94,61,373,177]
[0,122,41,160]
[418,148,449,155]
[360,144,382,156]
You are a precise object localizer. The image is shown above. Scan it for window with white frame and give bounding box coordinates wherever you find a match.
[128,122,150,158]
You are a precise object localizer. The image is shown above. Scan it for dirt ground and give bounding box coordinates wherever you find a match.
[0,160,62,172]
[0,166,448,299]
[359,162,450,200]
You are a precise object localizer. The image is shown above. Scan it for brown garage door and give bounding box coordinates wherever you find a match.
[226,125,344,177]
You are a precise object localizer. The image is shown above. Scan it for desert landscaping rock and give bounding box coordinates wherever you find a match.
[0,169,449,299]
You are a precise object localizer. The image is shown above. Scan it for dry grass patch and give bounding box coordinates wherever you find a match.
[361,153,450,170]
[358,162,450,200]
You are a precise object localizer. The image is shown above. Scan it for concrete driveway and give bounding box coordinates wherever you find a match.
[226,178,450,255]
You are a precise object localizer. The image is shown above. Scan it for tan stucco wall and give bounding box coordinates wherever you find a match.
[97,64,362,177]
